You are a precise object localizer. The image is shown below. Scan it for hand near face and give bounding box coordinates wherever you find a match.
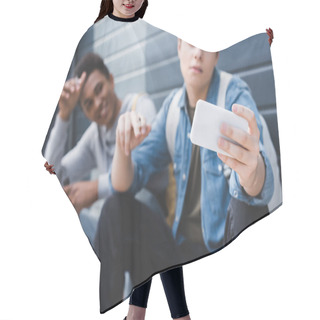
[63,180,98,214]
[116,111,151,156]
[58,72,86,121]
[217,104,266,197]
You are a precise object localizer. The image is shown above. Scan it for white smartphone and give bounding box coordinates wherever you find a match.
[190,100,249,158]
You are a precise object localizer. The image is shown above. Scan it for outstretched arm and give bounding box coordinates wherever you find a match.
[111,111,151,192]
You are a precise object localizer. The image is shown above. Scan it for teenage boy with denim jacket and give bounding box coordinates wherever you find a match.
[111,39,274,254]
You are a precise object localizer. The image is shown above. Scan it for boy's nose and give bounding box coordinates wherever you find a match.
[194,47,203,59]
[93,96,102,111]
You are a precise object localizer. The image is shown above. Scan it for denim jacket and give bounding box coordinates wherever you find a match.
[119,68,274,252]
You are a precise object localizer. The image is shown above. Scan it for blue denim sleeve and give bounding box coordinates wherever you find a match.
[226,77,274,205]
[127,91,176,195]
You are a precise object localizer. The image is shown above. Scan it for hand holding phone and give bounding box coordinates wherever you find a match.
[190,100,249,158]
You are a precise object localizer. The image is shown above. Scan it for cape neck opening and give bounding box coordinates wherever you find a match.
[108,12,139,22]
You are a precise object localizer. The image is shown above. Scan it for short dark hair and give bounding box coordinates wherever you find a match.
[73,52,111,81]
[94,0,148,23]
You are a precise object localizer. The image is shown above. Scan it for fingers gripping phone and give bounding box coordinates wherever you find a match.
[190,100,248,158]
